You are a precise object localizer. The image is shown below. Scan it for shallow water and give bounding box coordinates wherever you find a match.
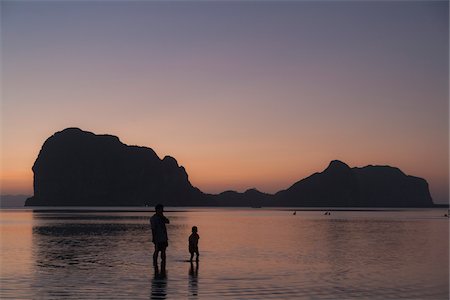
[1,208,448,299]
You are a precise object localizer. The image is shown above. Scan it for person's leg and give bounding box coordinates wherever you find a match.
[190,252,194,262]
[161,248,166,263]
[195,249,199,262]
[153,245,159,265]
[161,259,166,273]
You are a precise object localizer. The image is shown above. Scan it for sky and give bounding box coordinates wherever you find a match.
[1,0,448,204]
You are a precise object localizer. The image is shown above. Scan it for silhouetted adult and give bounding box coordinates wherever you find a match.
[150,204,170,266]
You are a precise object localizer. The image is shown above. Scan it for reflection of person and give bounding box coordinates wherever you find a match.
[151,264,167,299]
[189,226,200,262]
[150,204,170,266]
[189,261,199,297]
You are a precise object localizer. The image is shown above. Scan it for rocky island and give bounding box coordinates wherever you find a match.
[26,128,435,207]
[25,128,206,206]
[275,160,434,207]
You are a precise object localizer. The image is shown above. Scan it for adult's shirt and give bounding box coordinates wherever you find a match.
[150,214,169,243]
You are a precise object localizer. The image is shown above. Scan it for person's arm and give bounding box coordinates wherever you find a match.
[163,215,170,224]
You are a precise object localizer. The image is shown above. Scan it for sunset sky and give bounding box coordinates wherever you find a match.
[1,1,448,204]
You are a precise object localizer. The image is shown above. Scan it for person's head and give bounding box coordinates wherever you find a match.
[192,226,198,233]
[155,204,164,214]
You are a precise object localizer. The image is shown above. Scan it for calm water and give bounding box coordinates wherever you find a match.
[1,208,448,299]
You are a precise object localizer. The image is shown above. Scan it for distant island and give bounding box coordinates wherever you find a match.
[0,195,29,208]
[25,128,436,207]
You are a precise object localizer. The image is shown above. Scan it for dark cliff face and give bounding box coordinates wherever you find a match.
[275,160,360,207]
[25,128,206,206]
[352,165,433,207]
[275,160,434,207]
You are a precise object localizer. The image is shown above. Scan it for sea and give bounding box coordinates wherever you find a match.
[0,207,448,299]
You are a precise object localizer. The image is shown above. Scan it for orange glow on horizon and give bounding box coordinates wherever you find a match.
[0,170,33,195]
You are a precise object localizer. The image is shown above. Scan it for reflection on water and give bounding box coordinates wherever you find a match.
[151,264,167,299]
[189,262,199,298]
[0,209,448,299]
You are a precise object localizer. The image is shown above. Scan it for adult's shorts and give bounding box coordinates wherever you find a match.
[155,241,168,250]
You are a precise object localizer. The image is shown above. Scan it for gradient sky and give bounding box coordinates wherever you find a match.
[1,1,448,203]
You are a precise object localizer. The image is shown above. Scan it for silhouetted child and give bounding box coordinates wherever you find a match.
[189,226,200,262]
